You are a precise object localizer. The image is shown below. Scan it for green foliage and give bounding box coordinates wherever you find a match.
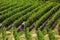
[42,28,47,35]
[34,3,60,29]
[12,2,43,27]
[48,29,57,40]
[58,20,60,35]
[2,3,39,27]
[25,27,32,40]
[25,2,54,27]
[45,9,60,30]
[36,28,45,40]
[58,20,60,31]
[13,27,20,40]
[0,0,60,40]
[2,27,7,40]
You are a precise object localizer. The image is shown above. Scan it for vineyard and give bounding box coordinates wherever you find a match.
[0,0,60,40]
